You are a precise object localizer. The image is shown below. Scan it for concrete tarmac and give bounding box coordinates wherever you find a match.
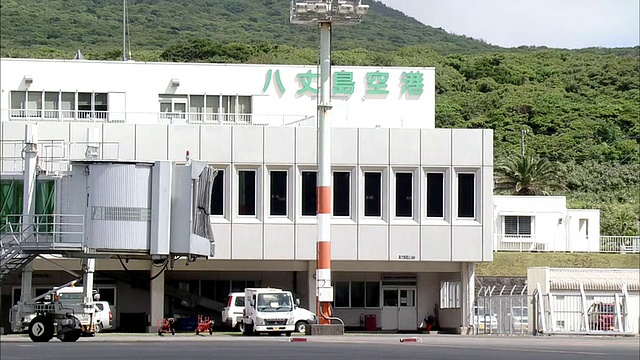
[1,333,638,360]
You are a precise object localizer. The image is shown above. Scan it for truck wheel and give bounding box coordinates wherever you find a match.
[295,321,308,334]
[96,323,103,333]
[60,329,82,342]
[28,316,54,342]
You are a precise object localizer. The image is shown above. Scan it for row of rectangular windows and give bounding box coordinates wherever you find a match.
[210,169,478,219]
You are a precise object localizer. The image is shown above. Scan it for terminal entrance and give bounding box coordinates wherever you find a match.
[380,274,417,331]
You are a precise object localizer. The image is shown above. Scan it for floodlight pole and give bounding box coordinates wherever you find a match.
[316,20,333,326]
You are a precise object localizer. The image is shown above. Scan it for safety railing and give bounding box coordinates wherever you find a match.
[1,214,85,250]
[493,234,640,253]
[2,108,317,127]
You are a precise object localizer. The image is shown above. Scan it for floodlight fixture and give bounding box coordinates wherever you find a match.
[290,0,369,25]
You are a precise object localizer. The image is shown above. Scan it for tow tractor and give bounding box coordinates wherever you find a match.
[10,278,99,342]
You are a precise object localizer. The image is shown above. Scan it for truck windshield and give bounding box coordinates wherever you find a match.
[256,293,292,312]
[58,293,83,304]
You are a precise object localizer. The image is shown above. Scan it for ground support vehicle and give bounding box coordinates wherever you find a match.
[9,281,98,342]
[157,317,176,336]
[195,315,214,335]
[239,288,297,336]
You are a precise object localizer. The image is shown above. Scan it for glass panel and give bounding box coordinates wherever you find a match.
[333,172,350,217]
[334,282,350,308]
[0,180,23,232]
[383,289,398,307]
[44,92,59,119]
[301,171,317,216]
[364,172,382,217]
[458,173,475,218]
[205,95,220,122]
[400,289,415,307]
[94,93,108,116]
[78,93,92,118]
[395,172,412,217]
[61,92,75,118]
[238,170,256,216]
[269,171,287,216]
[27,92,42,117]
[174,103,186,113]
[10,91,26,109]
[519,216,532,235]
[190,95,204,122]
[505,216,518,235]
[160,102,171,113]
[366,282,380,308]
[350,282,365,308]
[27,92,42,109]
[426,173,444,218]
[210,170,224,216]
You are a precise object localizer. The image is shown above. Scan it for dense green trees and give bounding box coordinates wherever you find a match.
[1,1,638,236]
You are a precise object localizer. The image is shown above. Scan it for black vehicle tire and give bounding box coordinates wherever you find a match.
[28,316,54,342]
[96,323,104,333]
[59,329,82,342]
[209,327,213,335]
[295,321,308,334]
[171,327,176,335]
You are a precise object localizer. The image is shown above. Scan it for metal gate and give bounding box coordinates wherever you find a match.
[474,285,532,335]
[532,282,635,335]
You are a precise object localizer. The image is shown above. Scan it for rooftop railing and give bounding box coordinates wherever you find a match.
[493,234,639,253]
[1,109,317,127]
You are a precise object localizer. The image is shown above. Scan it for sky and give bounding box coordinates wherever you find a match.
[379,0,640,49]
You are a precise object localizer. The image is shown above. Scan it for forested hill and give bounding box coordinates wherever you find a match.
[0,0,496,55]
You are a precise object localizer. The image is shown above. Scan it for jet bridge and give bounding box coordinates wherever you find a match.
[1,124,218,341]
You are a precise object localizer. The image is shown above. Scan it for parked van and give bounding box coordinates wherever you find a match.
[222,291,317,333]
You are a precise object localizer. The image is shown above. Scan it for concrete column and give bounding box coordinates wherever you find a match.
[461,262,476,331]
[19,262,34,303]
[307,260,316,314]
[148,261,165,333]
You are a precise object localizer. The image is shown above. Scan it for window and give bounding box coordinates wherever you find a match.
[334,281,380,308]
[159,95,187,120]
[10,91,108,120]
[210,170,224,216]
[426,173,444,218]
[350,282,365,307]
[269,171,287,216]
[333,172,350,217]
[365,282,380,308]
[440,281,460,309]
[395,172,413,217]
[301,171,317,216]
[1,180,55,233]
[238,170,256,216]
[334,282,350,308]
[504,216,531,235]
[364,172,382,217]
[457,173,475,218]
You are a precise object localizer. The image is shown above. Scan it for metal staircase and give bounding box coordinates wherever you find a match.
[0,223,37,281]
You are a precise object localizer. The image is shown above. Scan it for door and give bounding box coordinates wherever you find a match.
[381,288,398,330]
[398,288,417,331]
[381,287,418,330]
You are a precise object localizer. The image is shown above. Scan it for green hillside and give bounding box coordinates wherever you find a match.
[0,0,496,56]
[1,1,638,237]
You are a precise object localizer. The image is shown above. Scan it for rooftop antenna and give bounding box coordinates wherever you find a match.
[122,0,127,61]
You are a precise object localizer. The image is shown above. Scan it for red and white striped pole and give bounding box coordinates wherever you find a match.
[316,20,333,325]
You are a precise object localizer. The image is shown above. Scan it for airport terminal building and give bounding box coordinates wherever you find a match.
[0,58,493,333]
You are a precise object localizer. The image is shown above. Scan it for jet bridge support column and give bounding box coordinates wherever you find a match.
[148,260,165,333]
[19,124,38,304]
[82,258,95,304]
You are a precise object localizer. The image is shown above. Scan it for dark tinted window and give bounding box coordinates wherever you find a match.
[211,170,224,215]
[458,173,475,218]
[239,170,256,216]
[364,172,382,217]
[395,173,412,217]
[270,171,287,216]
[301,171,317,216]
[426,173,444,218]
[333,172,350,216]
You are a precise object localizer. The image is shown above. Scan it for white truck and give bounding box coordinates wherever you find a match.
[239,288,298,336]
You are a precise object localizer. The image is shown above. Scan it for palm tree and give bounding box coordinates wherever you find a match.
[494,154,567,195]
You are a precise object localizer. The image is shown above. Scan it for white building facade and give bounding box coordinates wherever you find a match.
[493,196,601,252]
[0,58,493,333]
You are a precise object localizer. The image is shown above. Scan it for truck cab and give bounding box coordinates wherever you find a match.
[239,288,297,336]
